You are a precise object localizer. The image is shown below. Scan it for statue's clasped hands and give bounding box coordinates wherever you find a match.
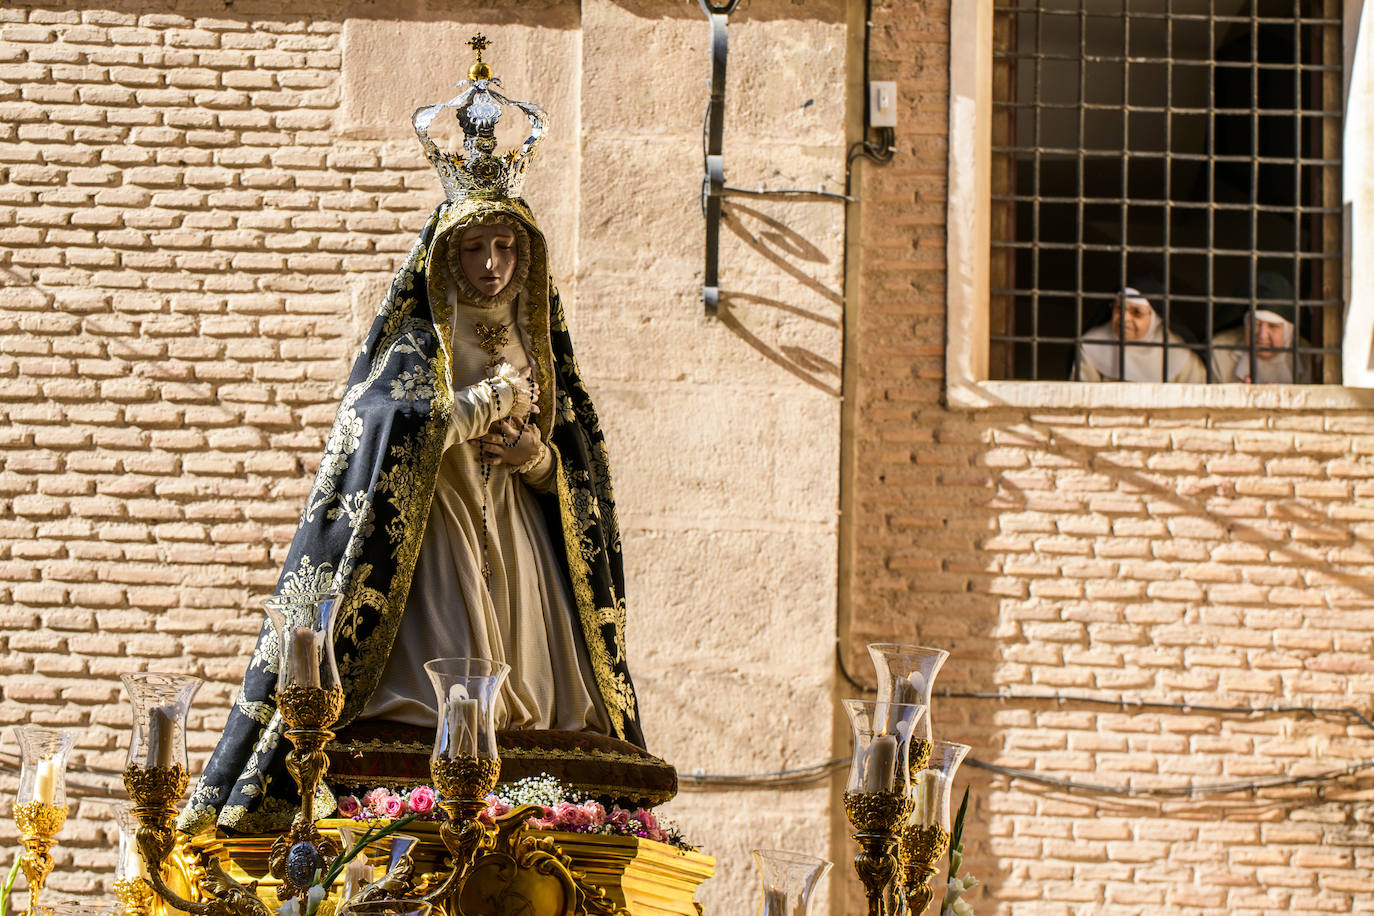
[480,367,543,468]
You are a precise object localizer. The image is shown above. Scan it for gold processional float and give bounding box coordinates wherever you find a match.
[9,593,969,916]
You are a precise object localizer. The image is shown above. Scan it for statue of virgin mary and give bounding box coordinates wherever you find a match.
[179,39,644,835]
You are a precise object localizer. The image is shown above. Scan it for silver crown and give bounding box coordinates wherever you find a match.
[412,35,548,201]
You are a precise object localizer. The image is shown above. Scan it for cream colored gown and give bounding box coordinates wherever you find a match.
[360,287,611,735]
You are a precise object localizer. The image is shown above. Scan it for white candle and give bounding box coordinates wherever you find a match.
[908,671,927,702]
[33,758,57,805]
[446,685,480,757]
[912,770,939,826]
[291,626,321,688]
[121,837,143,880]
[864,735,898,793]
[343,857,373,898]
[147,705,176,768]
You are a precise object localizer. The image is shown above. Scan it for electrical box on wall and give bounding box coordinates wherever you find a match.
[869,81,897,128]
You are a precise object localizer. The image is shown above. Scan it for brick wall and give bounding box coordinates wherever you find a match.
[845,1,1374,914]
[0,5,383,902]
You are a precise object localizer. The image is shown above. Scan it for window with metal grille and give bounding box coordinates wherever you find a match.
[988,0,1343,383]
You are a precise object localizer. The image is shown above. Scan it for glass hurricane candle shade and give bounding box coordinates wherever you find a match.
[265,591,343,693]
[119,673,200,771]
[910,741,971,829]
[12,726,78,808]
[337,900,435,916]
[843,699,928,796]
[867,644,949,740]
[387,833,419,868]
[34,904,123,916]
[752,849,831,916]
[112,801,145,881]
[424,658,509,761]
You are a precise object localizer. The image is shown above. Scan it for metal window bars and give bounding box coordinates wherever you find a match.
[988,0,1343,384]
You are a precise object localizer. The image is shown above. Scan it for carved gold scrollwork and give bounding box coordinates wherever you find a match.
[450,808,630,916]
[124,764,272,916]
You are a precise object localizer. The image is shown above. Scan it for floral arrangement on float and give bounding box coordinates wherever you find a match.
[332,774,691,850]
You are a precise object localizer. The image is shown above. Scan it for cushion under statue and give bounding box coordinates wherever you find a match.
[325,721,678,810]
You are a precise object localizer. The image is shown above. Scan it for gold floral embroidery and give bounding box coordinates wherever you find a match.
[327,490,375,561]
[390,365,436,403]
[553,449,636,740]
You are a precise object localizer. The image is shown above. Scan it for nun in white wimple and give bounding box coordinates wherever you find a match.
[1210,273,1315,384]
[1074,281,1207,384]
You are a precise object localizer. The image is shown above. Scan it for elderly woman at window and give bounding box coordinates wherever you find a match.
[1074,281,1207,384]
[1210,274,1315,384]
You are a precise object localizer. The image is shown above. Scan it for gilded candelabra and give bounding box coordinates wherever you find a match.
[842,699,927,916]
[884,737,935,916]
[113,800,154,916]
[14,800,65,915]
[420,754,503,907]
[10,725,79,916]
[897,822,949,916]
[113,875,155,916]
[124,762,272,916]
[901,740,972,916]
[413,657,512,909]
[121,672,272,916]
[844,789,915,916]
[268,683,346,902]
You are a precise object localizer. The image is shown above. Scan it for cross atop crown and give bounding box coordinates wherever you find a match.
[467,34,493,81]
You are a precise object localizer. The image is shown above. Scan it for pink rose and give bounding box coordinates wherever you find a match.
[337,796,361,818]
[362,788,389,811]
[609,808,632,829]
[486,799,512,819]
[551,801,583,827]
[634,809,659,832]
[529,816,557,831]
[408,786,436,814]
[382,795,405,818]
[579,801,606,827]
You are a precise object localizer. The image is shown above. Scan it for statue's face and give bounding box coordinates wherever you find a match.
[457,224,518,297]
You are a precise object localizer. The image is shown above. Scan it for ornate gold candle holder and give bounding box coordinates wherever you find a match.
[11,725,79,916]
[418,657,510,908]
[113,876,155,916]
[124,762,272,916]
[421,753,503,904]
[899,741,970,916]
[896,822,949,916]
[268,682,346,901]
[844,790,914,916]
[122,672,271,916]
[842,699,927,916]
[14,800,65,915]
[263,591,347,903]
[113,801,155,916]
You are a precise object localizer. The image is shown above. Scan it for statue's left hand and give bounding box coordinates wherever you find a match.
[479,419,544,467]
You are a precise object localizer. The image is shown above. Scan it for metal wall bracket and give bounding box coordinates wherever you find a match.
[699,0,740,317]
